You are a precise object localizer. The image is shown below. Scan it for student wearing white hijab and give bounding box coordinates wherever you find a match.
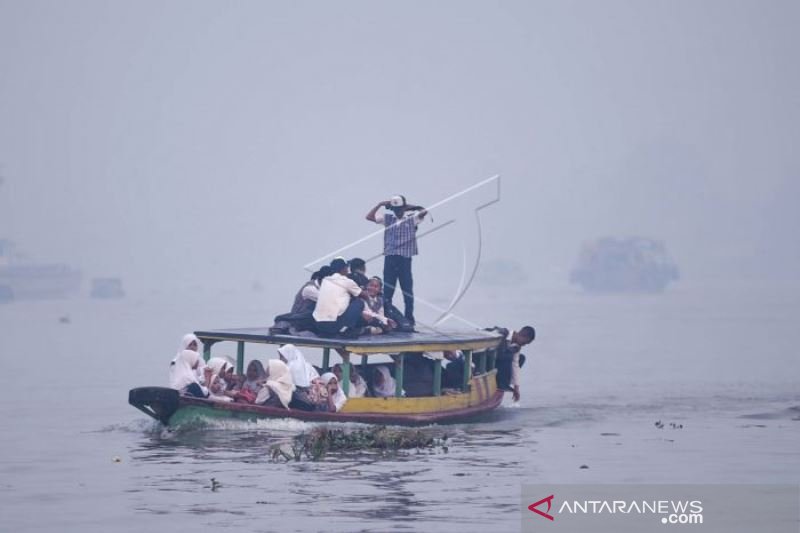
[169,346,209,398]
[333,363,368,398]
[319,372,347,412]
[178,333,207,384]
[255,359,296,409]
[372,365,398,398]
[277,344,319,387]
[205,357,235,402]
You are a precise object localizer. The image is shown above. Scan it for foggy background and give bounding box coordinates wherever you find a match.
[1,0,798,295]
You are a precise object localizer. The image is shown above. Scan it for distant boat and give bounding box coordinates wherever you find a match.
[90,277,125,299]
[0,239,82,302]
[570,237,679,293]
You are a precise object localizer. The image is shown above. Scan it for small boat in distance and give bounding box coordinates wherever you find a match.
[90,277,125,299]
[0,239,82,302]
[570,236,679,293]
[129,328,505,426]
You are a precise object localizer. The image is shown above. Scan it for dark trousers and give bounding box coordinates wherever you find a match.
[383,255,414,323]
[315,298,366,337]
[185,383,208,398]
[495,353,526,391]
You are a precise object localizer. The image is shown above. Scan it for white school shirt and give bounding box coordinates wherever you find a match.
[312,273,363,322]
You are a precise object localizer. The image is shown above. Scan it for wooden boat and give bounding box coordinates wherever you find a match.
[129,327,506,426]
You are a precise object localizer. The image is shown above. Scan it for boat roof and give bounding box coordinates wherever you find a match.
[194,327,504,354]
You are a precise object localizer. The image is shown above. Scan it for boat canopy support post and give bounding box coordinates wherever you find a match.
[236,341,245,375]
[395,353,404,397]
[462,349,472,391]
[433,359,442,396]
[341,352,350,396]
[487,349,496,371]
[203,343,211,362]
[322,347,330,372]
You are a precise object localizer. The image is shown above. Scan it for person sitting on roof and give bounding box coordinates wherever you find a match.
[312,258,368,338]
[319,373,347,412]
[485,325,535,402]
[371,365,399,398]
[231,360,267,403]
[255,359,296,409]
[169,340,211,398]
[362,276,396,335]
[333,363,368,398]
[291,266,333,314]
[347,257,369,288]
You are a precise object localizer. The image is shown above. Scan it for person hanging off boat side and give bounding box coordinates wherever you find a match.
[485,325,536,402]
[366,195,427,327]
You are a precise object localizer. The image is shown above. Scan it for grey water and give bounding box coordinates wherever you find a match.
[0,283,798,532]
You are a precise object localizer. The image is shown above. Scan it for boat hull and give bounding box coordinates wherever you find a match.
[130,371,504,426]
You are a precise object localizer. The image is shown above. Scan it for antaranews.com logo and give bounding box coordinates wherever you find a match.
[521,485,799,533]
[528,494,703,525]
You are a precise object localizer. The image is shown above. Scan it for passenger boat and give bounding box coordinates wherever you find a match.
[129,327,506,426]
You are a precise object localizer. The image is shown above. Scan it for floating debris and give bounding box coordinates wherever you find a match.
[655,420,683,430]
[579,465,589,469]
[210,478,221,491]
[270,426,449,462]
[58,315,71,324]
[112,456,121,463]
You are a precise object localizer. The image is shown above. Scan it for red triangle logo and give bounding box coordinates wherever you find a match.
[528,494,555,521]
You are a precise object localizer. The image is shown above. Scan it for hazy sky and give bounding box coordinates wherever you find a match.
[1,0,798,292]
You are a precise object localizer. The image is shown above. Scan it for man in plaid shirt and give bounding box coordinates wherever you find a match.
[366,195,427,326]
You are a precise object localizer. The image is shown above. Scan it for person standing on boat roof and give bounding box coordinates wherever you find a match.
[486,326,535,402]
[312,258,368,337]
[366,195,427,326]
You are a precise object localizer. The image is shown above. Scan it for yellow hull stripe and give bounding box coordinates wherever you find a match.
[340,370,498,414]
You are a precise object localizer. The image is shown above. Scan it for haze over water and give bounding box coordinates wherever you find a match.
[1,283,798,532]
[1,1,799,532]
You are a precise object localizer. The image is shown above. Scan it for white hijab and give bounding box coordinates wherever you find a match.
[256,359,296,409]
[204,357,234,402]
[373,365,396,398]
[278,344,319,387]
[180,333,202,352]
[179,333,206,381]
[206,357,233,376]
[169,349,202,391]
[349,372,368,398]
[320,372,347,411]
